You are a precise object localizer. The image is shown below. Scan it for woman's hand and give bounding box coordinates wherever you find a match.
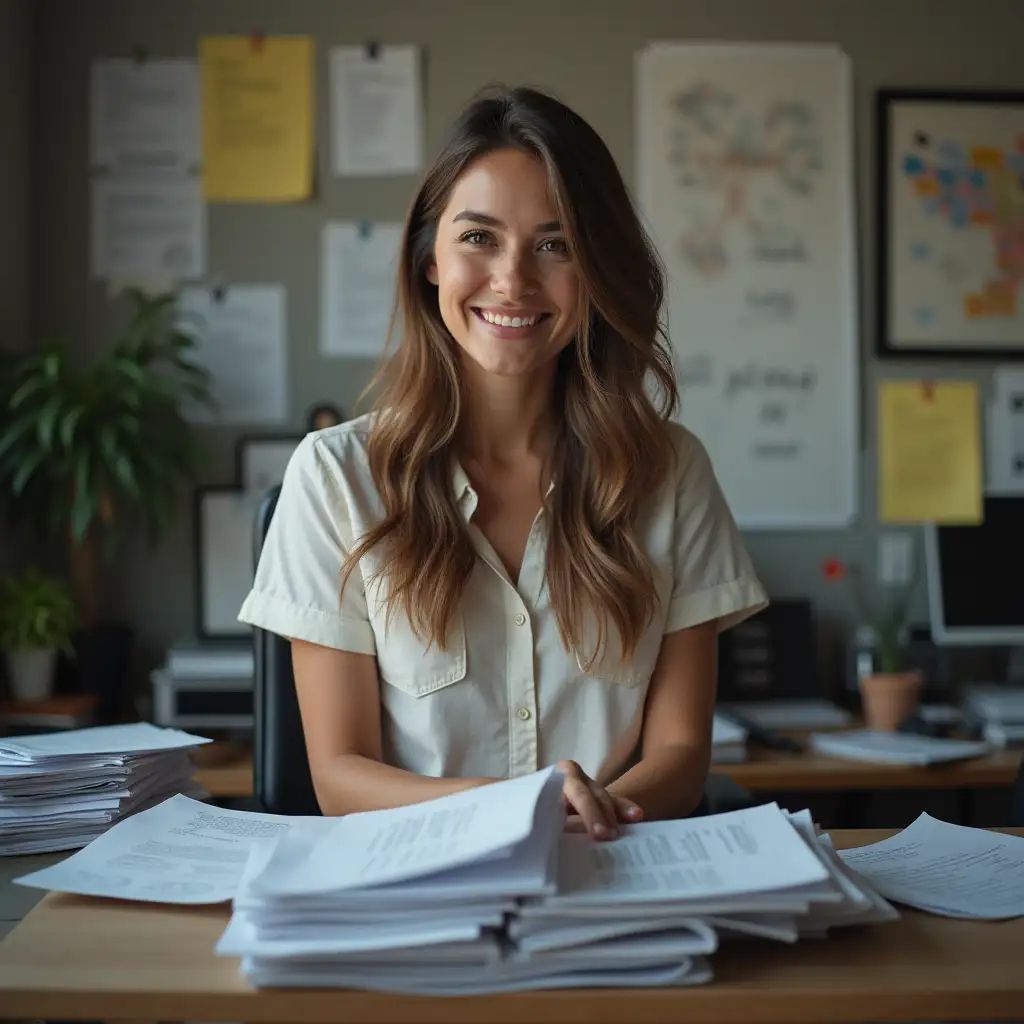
[555,759,643,840]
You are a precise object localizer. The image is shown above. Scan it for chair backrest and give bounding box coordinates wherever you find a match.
[1012,758,1024,827]
[251,485,322,816]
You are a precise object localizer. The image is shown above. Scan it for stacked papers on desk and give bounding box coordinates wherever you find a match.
[0,722,211,855]
[808,729,991,765]
[710,713,747,763]
[214,770,896,994]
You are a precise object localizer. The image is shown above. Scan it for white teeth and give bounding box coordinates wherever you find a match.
[480,311,540,327]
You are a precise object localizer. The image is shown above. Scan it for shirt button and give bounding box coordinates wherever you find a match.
[517,707,531,721]
[515,612,526,626]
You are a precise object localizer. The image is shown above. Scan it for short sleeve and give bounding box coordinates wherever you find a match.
[665,433,769,634]
[236,434,376,654]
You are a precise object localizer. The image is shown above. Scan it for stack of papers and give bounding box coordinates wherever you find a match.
[710,713,747,763]
[809,729,991,765]
[0,722,211,855]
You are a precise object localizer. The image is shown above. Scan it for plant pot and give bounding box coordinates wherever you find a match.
[859,670,923,732]
[4,648,58,702]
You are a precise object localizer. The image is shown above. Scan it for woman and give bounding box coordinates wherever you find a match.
[238,85,767,840]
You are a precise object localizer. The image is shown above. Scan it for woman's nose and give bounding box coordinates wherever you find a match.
[491,250,535,299]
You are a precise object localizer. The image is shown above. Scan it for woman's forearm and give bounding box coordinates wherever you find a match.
[606,742,710,821]
[312,753,499,816]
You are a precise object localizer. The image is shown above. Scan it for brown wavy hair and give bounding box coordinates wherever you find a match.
[344,84,679,667]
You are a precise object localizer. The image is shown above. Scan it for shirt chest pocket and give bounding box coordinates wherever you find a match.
[364,576,468,697]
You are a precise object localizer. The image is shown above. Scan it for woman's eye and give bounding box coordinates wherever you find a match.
[459,230,491,245]
[540,237,568,254]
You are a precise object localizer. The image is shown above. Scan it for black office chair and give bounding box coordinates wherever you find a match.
[251,485,321,816]
[1011,758,1024,827]
[250,483,754,818]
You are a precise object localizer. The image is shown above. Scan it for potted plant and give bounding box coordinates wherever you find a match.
[0,289,214,716]
[822,557,922,731]
[0,568,77,702]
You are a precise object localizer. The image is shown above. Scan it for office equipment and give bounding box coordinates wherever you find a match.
[150,666,253,730]
[716,600,819,703]
[925,494,1024,675]
[838,812,1024,919]
[0,723,209,856]
[722,699,852,731]
[878,380,983,524]
[636,42,858,530]
[719,710,805,754]
[959,683,1024,746]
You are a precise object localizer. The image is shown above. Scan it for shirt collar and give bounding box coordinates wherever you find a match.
[451,460,555,522]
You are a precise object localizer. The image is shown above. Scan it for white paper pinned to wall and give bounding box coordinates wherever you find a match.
[320,221,403,357]
[177,284,288,425]
[91,177,206,281]
[330,45,424,176]
[90,58,201,175]
[986,367,1024,495]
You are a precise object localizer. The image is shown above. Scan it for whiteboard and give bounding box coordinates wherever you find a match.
[636,42,859,528]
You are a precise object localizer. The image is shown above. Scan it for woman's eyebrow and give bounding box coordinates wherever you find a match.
[452,210,561,233]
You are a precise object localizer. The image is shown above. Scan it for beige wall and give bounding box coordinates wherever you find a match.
[28,0,1023,692]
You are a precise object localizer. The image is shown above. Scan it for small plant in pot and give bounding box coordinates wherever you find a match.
[822,557,922,731]
[0,289,214,717]
[0,568,77,703]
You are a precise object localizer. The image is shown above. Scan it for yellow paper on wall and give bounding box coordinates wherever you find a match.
[878,381,982,524]
[200,35,313,202]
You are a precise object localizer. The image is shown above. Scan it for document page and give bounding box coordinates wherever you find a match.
[838,812,1024,919]
[548,802,828,906]
[14,794,322,904]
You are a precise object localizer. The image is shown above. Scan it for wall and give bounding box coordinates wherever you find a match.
[29,0,1023,689]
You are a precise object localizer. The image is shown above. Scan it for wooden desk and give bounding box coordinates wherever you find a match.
[1,828,1023,1023]
[191,745,1023,799]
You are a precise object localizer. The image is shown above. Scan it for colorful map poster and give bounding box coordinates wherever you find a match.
[637,43,858,529]
[879,90,1024,358]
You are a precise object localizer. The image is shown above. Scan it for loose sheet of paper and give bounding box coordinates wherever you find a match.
[320,221,402,356]
[878,380,982,524]
[200,35,313,201]
[330,45,423,176]
[838,812,1024,919]
[14,794,321,903]
[986,367,1024,495]
[90,58,200,174]
[91,177,205,281]
[177,284,288,424]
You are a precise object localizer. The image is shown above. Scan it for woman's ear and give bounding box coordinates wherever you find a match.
[426,262,439,286]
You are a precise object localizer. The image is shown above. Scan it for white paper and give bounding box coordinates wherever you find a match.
[809,729,990,765]
[330,45,423,176]
[178,284,288,424]
[90,58,200,174]
[987,367,1024,494]
[14,794,321,904]
[249,766,562,896]
[0,722,210,763]
[722,700,853,730]
[320,222,402,356]
[91,177,205,281]
[838,812,1024,919]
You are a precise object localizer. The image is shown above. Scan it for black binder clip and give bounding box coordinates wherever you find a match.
[365,40,380,60]
[211,284,227,304]
[357,221,373,240]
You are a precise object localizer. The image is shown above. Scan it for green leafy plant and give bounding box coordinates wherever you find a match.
[0,568,77,654]
[0,290,215,627]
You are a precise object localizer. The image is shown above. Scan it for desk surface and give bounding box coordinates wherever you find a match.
[1,828,1023,1024]
[192,744,1024,798]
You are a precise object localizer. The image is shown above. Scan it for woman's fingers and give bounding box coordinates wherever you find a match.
[613,795,643,823]
[561,775,612,838]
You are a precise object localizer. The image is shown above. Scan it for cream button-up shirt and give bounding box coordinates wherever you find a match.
[238,415,768,785]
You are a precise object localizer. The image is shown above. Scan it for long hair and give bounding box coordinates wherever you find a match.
[344,84,679,666]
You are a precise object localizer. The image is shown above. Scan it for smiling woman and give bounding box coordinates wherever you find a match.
[238,84,768,836]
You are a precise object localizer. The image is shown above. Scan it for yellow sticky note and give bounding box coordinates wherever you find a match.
[878,381,982,524]
[200,36,313,202]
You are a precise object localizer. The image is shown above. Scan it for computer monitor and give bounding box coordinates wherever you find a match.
[924,495,1024,651]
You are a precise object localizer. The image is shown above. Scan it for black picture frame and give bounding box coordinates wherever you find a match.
[876,87,1024,360]
[193,484,259,641]
[234,433,304,497]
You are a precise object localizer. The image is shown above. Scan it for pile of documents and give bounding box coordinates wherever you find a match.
[212,766,897,993]
[808,729,991,765]
[0,722,211,856]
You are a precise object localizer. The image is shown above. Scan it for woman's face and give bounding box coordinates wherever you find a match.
[428,148,581,379]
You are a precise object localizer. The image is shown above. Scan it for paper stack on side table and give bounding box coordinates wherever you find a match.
[0,722,211,855]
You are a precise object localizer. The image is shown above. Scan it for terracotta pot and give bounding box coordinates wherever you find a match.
[858,670,923,731]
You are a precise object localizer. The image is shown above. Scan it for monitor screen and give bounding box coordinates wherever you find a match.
[925,495,1024,645]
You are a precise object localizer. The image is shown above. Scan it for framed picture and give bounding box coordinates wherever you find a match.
[234,434,303,496]
[194,485,261,640]
[876,88,1024,359]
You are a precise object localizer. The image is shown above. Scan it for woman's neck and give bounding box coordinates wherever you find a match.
[456,358,558,465]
